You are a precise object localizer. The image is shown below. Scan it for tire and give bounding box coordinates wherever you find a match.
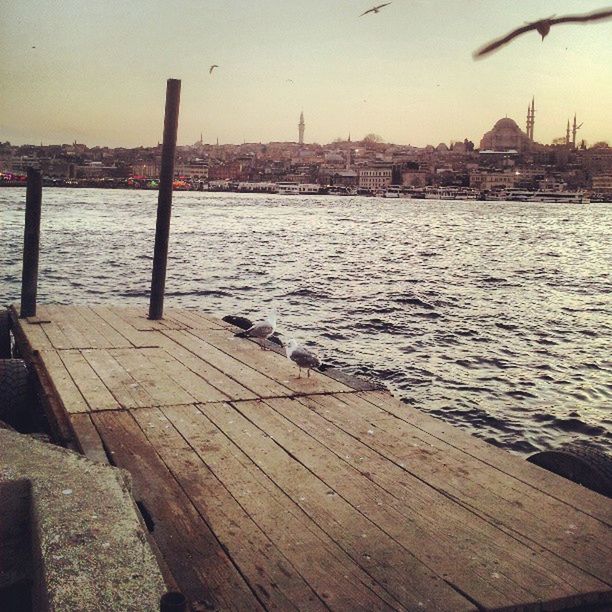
[0,309,10,358]
[527,442,612,498]
[0,359,32,429]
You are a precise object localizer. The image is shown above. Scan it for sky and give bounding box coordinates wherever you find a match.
[1,0,611,148]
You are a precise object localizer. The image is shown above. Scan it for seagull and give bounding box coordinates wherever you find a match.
[286,339,321,378]
[473,8,612,58]
[234,309,277,349]
[360,3,391,17]
[209,64,219,74]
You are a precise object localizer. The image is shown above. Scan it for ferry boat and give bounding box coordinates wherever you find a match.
[383,185,402,198]
[275,181,300,195]
[529,190,590,204]
[298,183,320,195]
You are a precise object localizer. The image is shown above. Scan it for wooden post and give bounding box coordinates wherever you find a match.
[149,78,181,320]
[20,168,43,318]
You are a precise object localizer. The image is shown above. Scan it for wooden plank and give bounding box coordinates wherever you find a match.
[42,304,94,348]
[70,413,109,464]
[306,392,612,587]
[73,306,133,348]
[90,306,161,348]
[132,407,333,612]
[80,349,156,409]
[19,320,53,350]
[59,350,120,411]
[154,334,256,402]
[145,348,229,404]
[114,306,186,331]
[164,330,291,398]
[38,350,89,414]
[164,308,228,330]
[160,404,404,611]
[252,396,608,610]
[39,321,73,350]
[92,410,262,610]
[190,327,352,395]
[109,348,195,406]
[361,390,612,524]
[62,305,116,349]
[197,400,475,611]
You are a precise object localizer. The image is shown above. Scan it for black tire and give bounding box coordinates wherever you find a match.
[527,442,612,498]
[0,309,11,358]
[0,359,32,429]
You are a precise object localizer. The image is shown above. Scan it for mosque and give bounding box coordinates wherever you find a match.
[479,98,535,153]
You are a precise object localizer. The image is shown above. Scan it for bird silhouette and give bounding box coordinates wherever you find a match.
[474,8,612,58]
[360,3,391,17]
[209,64,219,74]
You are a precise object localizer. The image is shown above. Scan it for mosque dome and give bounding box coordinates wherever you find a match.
[493,118,520,131]
[480,116,531,152]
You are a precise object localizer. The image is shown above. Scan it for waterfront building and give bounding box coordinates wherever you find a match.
[469,170,517,190]
[592,174,612,194]
[358,167,392,190]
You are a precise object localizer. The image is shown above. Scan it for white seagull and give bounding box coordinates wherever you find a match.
[235,309,277,349]
[286,339,321,378]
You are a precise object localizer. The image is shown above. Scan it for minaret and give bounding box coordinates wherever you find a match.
[566,120,571,146]
[525,97,535,140]
[571,114,582,148]
[298,111,305,145]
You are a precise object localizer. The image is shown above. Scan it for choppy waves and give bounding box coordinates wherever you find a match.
[1,188,610,455]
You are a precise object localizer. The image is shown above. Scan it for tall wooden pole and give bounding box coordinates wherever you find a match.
[20,168,43,318]
[149,78,181,320]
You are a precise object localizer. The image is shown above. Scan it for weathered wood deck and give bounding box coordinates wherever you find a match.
[11,304,612,611]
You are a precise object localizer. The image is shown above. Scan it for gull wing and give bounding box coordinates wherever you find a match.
[473,21,538,58]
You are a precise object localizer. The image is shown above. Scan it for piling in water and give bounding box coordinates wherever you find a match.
[149,78,181,320]
[20,168,43,318]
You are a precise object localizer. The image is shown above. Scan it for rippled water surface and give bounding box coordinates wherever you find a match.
[1,188,611,455]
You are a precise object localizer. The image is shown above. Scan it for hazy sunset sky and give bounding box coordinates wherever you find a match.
[1,0,611,148]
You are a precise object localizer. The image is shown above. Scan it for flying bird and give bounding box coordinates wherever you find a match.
[209,64,219,74]
[286,339,321,378]
[473,8,612,58]
[360,3,391,17]
[234,309,277,349]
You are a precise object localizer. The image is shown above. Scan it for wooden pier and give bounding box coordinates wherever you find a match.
[10,304,612,611]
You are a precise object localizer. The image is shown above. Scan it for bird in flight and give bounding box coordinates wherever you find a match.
[209,64,219,74]
[360,3,391,17]
[473,7,612,58]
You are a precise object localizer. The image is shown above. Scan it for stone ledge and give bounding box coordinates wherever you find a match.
[0,428,166,611]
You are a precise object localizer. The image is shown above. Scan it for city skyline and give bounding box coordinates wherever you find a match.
[1,0,611,148]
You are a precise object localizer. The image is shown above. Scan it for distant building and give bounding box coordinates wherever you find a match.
[401,170,428,187]
[480,118,532,153]
[358,167,392,190]
[592,174,612,194]
[469,170,516,190]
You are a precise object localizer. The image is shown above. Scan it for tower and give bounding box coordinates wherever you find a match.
[298,111,305,145]
[525,97,535,140]
[572,114,582,148]
[566,120,571,146]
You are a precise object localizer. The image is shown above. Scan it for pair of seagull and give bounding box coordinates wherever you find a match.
[235,309,321,378]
